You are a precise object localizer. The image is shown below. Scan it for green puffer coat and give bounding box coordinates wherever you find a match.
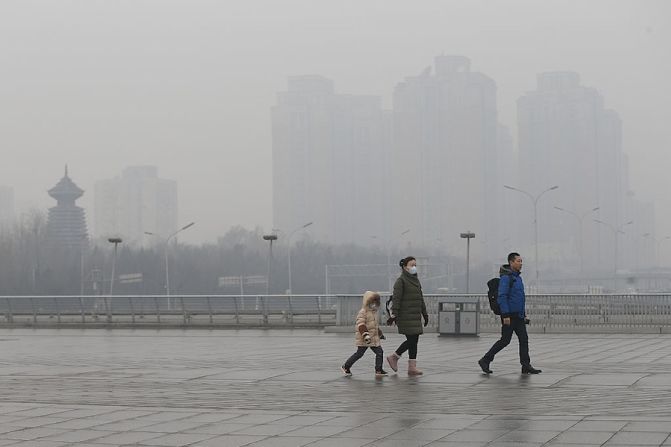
[391,270,427,335]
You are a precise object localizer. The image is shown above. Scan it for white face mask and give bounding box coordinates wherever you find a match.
[369,303,379,311]
[407,266,417,275]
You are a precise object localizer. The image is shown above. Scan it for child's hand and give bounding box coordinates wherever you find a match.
[363,332,372,344]
[379,333,386,340]
[386,317,396,326]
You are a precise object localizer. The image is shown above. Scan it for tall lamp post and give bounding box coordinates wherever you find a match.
[145,222,195,297]
[658,236,671,267]
[642,233,670,268]
[504,184,559,289]
[263,234,278,295]
[460,231,475,293]
[372,228,411,292]
[554,206,599,276]
[107,237,123,295]
[642,233,652,270]
[593,219,633,277]
[399,229,410,248]
[370,235,391,292]
[287,222,313,294]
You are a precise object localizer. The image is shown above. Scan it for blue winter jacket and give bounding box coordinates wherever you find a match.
[497,266,525,318]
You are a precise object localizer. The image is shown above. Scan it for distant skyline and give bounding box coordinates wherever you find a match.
[1,0,669,247]
[94,165,178,245]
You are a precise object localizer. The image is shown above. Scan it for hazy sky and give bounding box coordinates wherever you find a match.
[1,0,669,244]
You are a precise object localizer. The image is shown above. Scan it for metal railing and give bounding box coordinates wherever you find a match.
[0,294,339,328]
[435,294,671,332]
[1,293,671,331]
[338,294,671,332]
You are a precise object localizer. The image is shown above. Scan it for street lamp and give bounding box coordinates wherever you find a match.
[642,233,653,269]
[145,221,195,297]
[263,233,278,295]
[642,233,670,268]
[107,237,122,295]
[658,236,671,267]
[554,206,599,276]
[400,229,410,246]
[460,231,475,293]
[371,228,410,292]
[287,222,313,295]
[371,235,391,292]
[504,184,559,289]
[593,219,633,277]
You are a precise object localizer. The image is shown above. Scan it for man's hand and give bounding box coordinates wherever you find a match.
[422,313,429,327]
[502,317,511,326]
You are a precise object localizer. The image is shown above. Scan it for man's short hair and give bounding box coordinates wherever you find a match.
[508,252,521,263]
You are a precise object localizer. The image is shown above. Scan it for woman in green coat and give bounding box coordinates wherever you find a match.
[386,256,428,375]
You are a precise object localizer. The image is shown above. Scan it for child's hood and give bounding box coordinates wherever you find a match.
[362,291,381,308]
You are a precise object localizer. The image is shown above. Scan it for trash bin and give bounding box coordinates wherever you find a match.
[438,297,480,336]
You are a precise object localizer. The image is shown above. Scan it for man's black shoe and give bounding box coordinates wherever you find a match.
[478,358,492,374]
[521,365,542,374]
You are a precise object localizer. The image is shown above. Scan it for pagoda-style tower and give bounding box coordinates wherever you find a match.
[46,166,89,247]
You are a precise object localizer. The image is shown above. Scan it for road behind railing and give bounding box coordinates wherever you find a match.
[1,293,670,332]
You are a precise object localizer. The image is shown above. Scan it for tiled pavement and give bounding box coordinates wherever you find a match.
[1,328,671,446]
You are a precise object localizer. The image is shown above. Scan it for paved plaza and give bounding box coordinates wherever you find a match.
[1,328,671,446]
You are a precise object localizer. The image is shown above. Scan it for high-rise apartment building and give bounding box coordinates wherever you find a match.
[270,62,656,280]
[94,166,178,246]
[517,72,644,275]
[272,76,389,246]
[391,55,499,259]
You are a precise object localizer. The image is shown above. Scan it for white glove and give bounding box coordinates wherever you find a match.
[363,332,371,345]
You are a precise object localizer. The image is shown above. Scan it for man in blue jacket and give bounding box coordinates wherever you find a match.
[478,252,542,374]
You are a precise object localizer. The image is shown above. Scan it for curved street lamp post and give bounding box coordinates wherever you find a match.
[593,219,633,278]
[554,206,600,276]
[371,229,411,292]
[287,222,313,295]
[642,233,670,268]
[145,222,195,308]
[504,185,559,289]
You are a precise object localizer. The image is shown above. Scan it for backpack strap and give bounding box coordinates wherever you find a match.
[389,275,404,317]
[503,274,514,301]
[504,273,515,308]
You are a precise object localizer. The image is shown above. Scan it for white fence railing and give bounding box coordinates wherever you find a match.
[0,294,339,327]
[335,293,671,332]
[1,294,671,330]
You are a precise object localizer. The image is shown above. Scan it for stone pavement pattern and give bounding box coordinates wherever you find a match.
[1,328,671,446]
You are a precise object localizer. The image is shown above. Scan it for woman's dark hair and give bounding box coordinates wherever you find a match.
[399,256,416,269]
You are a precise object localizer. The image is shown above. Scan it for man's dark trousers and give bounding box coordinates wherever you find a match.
[482,315,530,366]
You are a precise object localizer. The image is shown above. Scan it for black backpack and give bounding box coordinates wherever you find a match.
[486,275,514,315]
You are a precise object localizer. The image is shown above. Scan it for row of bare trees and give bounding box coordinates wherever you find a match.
[1,212,475,296]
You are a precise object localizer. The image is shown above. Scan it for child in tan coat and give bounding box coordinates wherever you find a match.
[341,291,388,377]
